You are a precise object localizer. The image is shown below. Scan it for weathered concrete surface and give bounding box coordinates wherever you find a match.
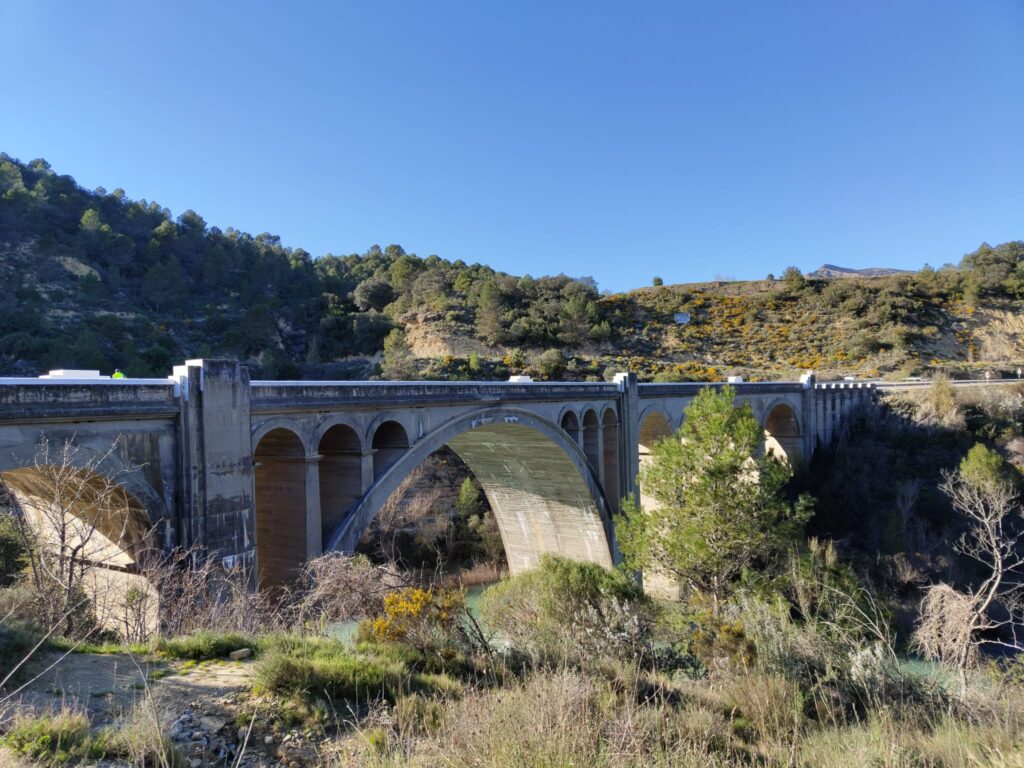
[0,360,875,586]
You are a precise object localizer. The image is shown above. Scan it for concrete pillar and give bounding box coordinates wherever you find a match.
[815,390,826,448]
[173,359,254,569]
[595,423,606,485]
[614,372,640,510]
[304,454,322,558]
[360,450,375,494]
[823,386,834,445]
[800,372,816,462]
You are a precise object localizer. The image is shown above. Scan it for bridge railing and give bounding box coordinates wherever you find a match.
[638,381,807,398]
[249,379,621,409]
[0,378,181,421]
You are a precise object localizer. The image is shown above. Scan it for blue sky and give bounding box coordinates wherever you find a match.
[2,1,1022,292]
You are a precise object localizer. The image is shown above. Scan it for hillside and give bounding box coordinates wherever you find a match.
[806,264,912,279]
[2,154,1024,382]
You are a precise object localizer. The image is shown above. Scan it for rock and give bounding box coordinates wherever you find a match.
[189,759,202,768]
[190,731,204,741]
[237,727,248,741]
[264,735,274,745]
[200,715,226,732]
[228,648,252,660]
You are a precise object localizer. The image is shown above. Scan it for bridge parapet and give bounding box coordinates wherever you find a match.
[0,379,179,422]
[250,380,618,412]
[638,381,806,398]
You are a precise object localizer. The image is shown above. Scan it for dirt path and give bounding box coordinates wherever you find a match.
[7,652,294,766]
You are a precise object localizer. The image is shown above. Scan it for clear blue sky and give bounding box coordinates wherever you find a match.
[3,1,1022,292]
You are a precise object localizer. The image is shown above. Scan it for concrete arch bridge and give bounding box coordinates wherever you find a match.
[0,360,874,589]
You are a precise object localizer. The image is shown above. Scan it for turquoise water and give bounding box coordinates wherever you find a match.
[328,583,492,644]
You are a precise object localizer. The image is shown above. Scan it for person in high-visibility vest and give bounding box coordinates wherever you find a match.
[112,369,126,379]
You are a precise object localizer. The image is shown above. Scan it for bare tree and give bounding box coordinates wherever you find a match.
[0,437,148,638]
[913,445,1024,695]
[292,551,400,633]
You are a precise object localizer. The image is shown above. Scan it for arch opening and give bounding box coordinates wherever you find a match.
[329,411,616,575]
[0,464,157,635]
[560,411,580,444]
[253,428,307,589]
[637,410,674,512]
[357,446,506,576]
[764,403,801,466]
[318,424,362,541]
[638,411,673,461]
[373,421,409,481]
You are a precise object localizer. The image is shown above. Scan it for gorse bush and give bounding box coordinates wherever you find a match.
[367,587,466,658]
[481,555,656,667]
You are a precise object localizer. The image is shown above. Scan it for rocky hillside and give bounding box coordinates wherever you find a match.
[2,153,1023,382]
[806,264,911,279]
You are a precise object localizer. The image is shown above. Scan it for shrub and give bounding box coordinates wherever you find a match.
[1,705,185,767]
[380,668,741,767]
[1,708,94,766]
[367,587,465,656]
[0,511,27,587]
[721,673,804,744]
[0,621,41,686]
[481,555,656,666]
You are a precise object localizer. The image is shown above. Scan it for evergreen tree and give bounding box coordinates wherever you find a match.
[617,385,812,612]
[381,328,417,380]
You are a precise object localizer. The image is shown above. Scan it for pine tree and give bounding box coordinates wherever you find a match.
[617,385,812,612]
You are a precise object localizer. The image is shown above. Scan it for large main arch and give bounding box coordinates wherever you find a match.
[325,408,618,574]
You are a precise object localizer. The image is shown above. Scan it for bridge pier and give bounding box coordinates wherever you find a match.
[303,453,323,560]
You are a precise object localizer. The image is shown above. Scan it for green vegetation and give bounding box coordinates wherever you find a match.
[253,635,461,709]
[155,631,257,661]
[618,386,812,610]
[481,555,655,667]
[6,158,1024,764]
[2,154,1023,381]
[1,706,185,767]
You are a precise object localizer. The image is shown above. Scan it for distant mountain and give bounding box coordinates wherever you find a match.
[807,264,913,279]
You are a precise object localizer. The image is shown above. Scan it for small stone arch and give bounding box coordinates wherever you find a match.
[371,420,410,481]
[317,423,363,541]
[253,427,307,589]
[252,417,311,455]
[311,415,363,451]
[326,408,616,574]
[559,409,581,444]
[638,407,673,458]
[763,400,802,466]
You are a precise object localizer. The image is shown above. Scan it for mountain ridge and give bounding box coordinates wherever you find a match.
[806,264,913,279]
[1,154,1023,383]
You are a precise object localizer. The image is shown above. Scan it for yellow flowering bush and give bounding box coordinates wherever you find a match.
[369,587,465,653]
